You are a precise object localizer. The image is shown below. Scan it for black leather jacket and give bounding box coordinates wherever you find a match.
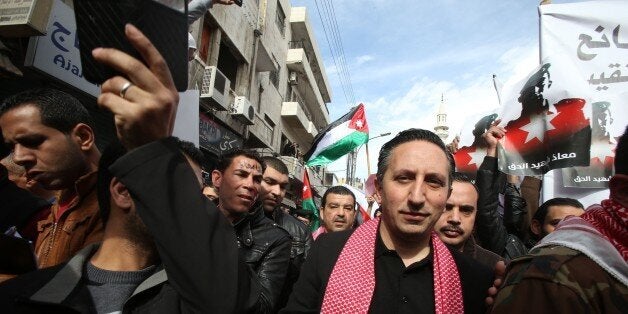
[269,208,313,261]
[475,156,528,260]
[503,182,528,240]
[234,206,292,313]
[267,208,313,309]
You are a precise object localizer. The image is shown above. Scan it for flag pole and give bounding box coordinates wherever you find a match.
[492,74,502,106]
[366,142,372,176]
[365,132,391,177]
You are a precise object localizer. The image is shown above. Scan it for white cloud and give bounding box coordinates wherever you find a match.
[355,55,374,66]
[325,64,338,75]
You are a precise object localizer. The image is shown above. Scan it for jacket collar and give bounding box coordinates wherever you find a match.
[130,268,167,298]
[52,170,98,219]
[233,205,267,248]
[461,236,477,256]
[57,170,98,202]
[29,244,98,304]
[271,207,287,224]
[29,243,168,304]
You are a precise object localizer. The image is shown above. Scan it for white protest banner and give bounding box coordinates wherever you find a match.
[539,1,628,204]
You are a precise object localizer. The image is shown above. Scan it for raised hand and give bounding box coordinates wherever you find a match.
[93,24,179,150]
[483,119,506,157]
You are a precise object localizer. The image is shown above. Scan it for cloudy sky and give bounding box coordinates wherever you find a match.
[290,0,590,182]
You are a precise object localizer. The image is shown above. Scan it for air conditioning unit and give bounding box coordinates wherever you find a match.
[199,66,230,111]
[230,96,256,125]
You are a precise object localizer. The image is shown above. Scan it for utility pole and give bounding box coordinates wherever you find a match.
[347,132,391,186]
[346,149,357,186]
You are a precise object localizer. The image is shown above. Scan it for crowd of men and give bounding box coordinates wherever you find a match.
[0,1,626,312]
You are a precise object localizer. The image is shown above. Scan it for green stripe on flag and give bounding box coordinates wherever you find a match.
[302,197,319,232]
[306,131,368,167]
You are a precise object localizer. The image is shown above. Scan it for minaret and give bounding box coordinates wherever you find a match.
[434,94,449,142]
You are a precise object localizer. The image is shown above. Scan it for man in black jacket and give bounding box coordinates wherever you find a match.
[475,122,528,260]
[0,24,256,313]
[212,151,291,313]
[260,156,313,309]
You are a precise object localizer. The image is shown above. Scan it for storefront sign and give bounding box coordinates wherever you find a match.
[199,113,243,156]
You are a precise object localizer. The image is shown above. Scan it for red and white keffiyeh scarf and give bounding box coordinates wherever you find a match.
[536,215,628,286]
[580,174,628,261]
[320,218,464,314]
[312,226,327,240]
[582,200,628,261]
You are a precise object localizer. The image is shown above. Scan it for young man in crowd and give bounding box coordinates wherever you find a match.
[435,172,504,270]
[1,153,56,202]
[202,182,219,202]
[283,129,493,313]
[0,88,103,268]
[311,185,357,240]
[0,154,53,242]
[259,156,313,309]
[529,197,585,243]
[212,150,291,313]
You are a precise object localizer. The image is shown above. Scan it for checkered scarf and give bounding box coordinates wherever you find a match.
[320,217,464,314]
[582,199,628,261]
[581,174,628,261]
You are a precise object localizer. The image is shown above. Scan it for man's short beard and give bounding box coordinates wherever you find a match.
[124,212,158,256]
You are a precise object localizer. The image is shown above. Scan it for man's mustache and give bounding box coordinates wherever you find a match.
[441,225,464,234]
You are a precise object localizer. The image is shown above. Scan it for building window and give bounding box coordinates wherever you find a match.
[281,134,297,157]
[270,65,281,89]
[264,114,275,145]
[200,23,216,62]
[217,41,240,91]
[275,2,286,36]
[257,83,264,112]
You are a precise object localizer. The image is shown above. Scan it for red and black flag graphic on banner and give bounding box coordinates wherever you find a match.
[497,62,591,176]
[453,113,497,180]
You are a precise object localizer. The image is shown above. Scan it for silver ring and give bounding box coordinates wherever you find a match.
[119,82,133,99]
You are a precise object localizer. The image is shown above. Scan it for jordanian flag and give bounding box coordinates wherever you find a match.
[302,169,320,232]
[304,104,369,166]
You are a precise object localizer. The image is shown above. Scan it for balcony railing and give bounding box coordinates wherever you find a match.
[289,40,305,49]
[278,155,325,189]
[253,114,274,146]
[288,88,313,122]
[278,155,304,180]
[288,41,316,66]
